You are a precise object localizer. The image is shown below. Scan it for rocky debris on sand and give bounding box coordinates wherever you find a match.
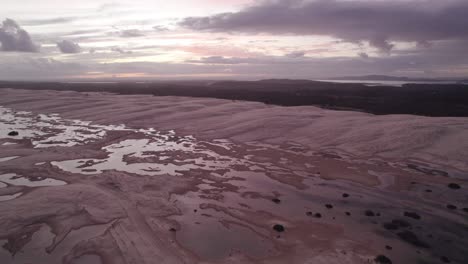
[273,224,285,232]
[374,255,392,264]
[342,193,350,198]
[8,131,19,136]
[325,204,333,209]
[385,245,392,250]
[169,228,177,232]
[397,231,430,248]
[345,212,351,216]
[404,211,421,220]
[314,213,322,218]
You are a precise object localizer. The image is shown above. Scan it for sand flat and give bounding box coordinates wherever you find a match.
[0,88,467,264]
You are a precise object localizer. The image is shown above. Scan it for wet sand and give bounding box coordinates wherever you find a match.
[0,88,467,264]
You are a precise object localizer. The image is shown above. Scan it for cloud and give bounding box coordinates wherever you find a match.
[20,17,78,26]
[57,40,81,53]
[286,51,306,58]
[358,52,369,59]
[0,18,40,52]
[3,41,468,81]
[119,29,145,37]
[98,2,125,12]
[0,57,85,80]
[153,25,169,32]
[65,29,103,37]
[187,56,253,64]
[179,0,468,51]
[111,47,133,54]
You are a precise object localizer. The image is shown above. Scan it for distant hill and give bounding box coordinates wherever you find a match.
[2,79,468,117]
[329,75,461,82]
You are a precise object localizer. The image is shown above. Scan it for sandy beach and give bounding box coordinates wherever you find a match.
[0,88,467,264]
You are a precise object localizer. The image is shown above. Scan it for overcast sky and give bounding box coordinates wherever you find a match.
[1,0,468,80]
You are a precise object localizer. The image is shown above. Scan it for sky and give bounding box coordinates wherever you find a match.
[1,0,468,81]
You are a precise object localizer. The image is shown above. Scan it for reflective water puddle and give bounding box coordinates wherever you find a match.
[1,106,242,177]
[0,173,66,187]
[52,137,240,176]
[0,156,19,162]
[1,142,17,146]
[0,106,126,148]
[0,192,22,202]
[0,224,105,264]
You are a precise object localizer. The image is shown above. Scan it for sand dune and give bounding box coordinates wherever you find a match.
[0,88,467,264]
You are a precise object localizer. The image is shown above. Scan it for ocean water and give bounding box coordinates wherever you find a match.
[317,79,468,87]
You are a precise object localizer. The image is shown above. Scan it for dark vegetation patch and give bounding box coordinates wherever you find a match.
[271,198,281,204]
[446,204,457,210]
[404,212,421,220]
[365,210,375,217]
[397,231,430,248]
[447,183,461,190]
[273,224,285,232]
[440,256,451,263]
[383,222,399,230]
[7,131,18,136]
[3,80,468,117]
[383,219,411,231]
[374,255,392,264]
[391,219,411,228]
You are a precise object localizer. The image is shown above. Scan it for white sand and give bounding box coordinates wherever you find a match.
[0,88,466,264]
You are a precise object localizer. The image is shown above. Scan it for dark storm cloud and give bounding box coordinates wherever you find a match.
[0,18,40,52]
[57,40,82,53]
[179,0,468,51]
